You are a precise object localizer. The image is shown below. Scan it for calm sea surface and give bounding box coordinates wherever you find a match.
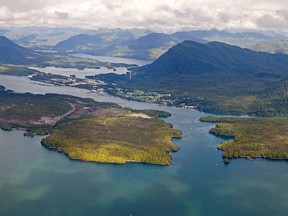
[0,60,287,215]
[29,66,128,79]
[71,54,152,66]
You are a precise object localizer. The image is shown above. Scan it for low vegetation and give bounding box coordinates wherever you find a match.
[127,108,171,118]
[200,116,288,163]
[0,92,72,121]
[0,65,41,76]
[42,114,181,165]
[0,89,181,165]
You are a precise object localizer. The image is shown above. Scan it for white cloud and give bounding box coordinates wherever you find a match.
[276,9,288,20]
[54,11,69,20]
[257,15,285,29]
[0,0,56,12]
[0,0,288,32]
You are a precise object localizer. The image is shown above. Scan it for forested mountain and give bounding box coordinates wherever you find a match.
[139,41,288,76]
[123,40,288,115]
[55,31,136,51]
[0,36,42,64]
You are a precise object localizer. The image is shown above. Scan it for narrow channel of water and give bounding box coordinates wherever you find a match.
[72,54,152,66]
[29,66,128,79]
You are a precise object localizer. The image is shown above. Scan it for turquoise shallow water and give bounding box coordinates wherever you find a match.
[1,75,288,216]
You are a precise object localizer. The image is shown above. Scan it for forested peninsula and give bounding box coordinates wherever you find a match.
[200,116,288,163]
[0,86,181,165]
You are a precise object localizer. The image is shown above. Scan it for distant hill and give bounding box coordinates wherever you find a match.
[252,40,288,54]
[123,41,288,115]
[54,29,153,53]
[2,27,152,49]
[5,26,95,48]
[104,32,206,60]
[5,26,284,51]
[186,29,271,40]
[0,36,42,64]
[5,26,286,59]
[53,28,280,60]
[184,29,273,48]
[55,31,136,52]
[55,31,206,60]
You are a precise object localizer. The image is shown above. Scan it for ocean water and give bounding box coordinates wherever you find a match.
[0,74,288,216]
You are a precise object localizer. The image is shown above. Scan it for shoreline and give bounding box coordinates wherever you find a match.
[201,116,288,164]
[41,134,182,166]
[0,90,182,166]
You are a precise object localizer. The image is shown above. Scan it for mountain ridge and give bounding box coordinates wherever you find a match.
[138,40,288,76]
[52,29,280,60]
[121,40,288,115]
[0,36,42,64]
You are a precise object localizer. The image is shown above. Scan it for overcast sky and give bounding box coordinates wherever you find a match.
[1,0,288,32]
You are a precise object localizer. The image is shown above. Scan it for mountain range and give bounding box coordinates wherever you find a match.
[54,31,206,60]
[2,26,287,58]
[3,26,286,61]
[52,29,280,60]
[0,27,152,49]
[55,31,134,51]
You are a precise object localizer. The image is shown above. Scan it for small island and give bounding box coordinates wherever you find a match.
[0,86,181,165]
[200,116,288,163]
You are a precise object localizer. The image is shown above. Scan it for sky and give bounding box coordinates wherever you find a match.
[1,0,288,32]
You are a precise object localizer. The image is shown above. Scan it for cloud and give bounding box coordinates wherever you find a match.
[54,11,69,20]
[0,0,53,12]
[256,9,288,29]
[0,0,288,32]
[257,15,283,28]
[276,9,288,20]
